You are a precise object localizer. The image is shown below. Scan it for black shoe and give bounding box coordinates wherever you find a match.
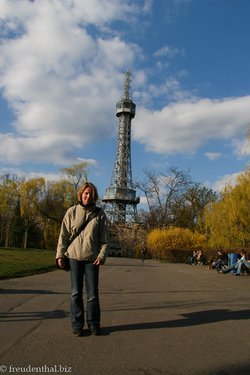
[73,329,83,337]
[89,325,101,336]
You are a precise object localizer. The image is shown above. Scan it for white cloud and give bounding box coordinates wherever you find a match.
[153,45,185,58]
[76,157,98,166]
[0,0,136,30]
[0,166,61,182]
[133,96,250,155]
[232,138,250,158]
[0,156,99,182]
[134,76,195,106]
[142,0,153,13]
[133,70,147,89]
[0,0,140,166]
[205,152,222,161]
[212,172,240,192]
[94,37,138,70]
[138,195,148,206]
[0,0,249,180]
[149,77,193,101]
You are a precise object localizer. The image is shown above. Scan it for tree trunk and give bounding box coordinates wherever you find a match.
[23,229,28,249]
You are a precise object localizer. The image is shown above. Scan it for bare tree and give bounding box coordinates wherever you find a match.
[136,167,192,228]
[60,162,88,204]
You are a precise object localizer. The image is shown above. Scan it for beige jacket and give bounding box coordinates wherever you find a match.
[56,204,109,264]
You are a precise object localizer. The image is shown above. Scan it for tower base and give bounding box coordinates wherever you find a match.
[103,200,139,224]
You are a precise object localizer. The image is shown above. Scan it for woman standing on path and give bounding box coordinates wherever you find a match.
[56,182,109,337]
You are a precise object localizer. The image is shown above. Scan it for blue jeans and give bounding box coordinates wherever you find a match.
[235,259,250,275]
[223,261,238,273]
[69,259,100,332]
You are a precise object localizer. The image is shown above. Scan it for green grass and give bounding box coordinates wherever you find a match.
[0,248,56,280]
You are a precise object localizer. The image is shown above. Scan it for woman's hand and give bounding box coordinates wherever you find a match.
[57,258,64,269]
[93,258,101,266]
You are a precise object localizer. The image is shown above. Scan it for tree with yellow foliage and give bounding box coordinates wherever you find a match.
[19,178,46,249]
[204,168,250,248]
[0,175,20,248]
[147,226,206,261]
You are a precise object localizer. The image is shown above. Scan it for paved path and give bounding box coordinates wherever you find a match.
[0,257,250,375]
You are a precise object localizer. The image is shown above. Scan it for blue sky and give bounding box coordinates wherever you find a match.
[0,0,250,206]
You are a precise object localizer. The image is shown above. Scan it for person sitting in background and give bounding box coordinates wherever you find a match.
[221,249,248,275]
[196,250,206,266]
[211,250,228,272]
[186,250,198,265]
[208,255,215,269]
[233,256,250,276]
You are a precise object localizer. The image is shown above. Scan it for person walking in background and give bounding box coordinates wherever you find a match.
[141,242,147,263]
[56,182,109,337]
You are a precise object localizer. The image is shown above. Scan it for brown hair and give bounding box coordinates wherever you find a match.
[77,182,99,204]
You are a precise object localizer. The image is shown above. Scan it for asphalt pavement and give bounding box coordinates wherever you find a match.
[0,257,250,375]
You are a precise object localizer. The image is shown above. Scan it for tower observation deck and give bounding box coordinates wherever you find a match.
[102,71,140,223]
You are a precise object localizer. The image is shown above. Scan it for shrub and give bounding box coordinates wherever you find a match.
[146,226,206,261]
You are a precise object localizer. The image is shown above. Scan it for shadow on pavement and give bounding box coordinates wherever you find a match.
[0,309,68,322]
[103,308,250,334]
[105,265,162,268]
[200,363,250,375]
[0,289,67,295]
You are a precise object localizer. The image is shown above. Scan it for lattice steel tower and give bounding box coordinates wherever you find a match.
[102,71,140,223]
